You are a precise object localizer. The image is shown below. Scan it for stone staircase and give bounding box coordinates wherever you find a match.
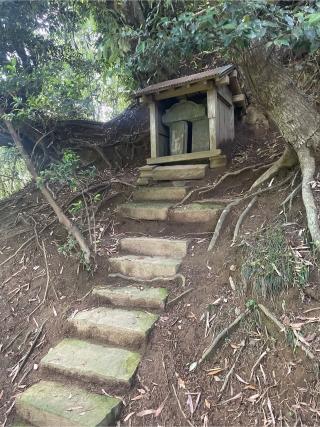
[14,164,220,426]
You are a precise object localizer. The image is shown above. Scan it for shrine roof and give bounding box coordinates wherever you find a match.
[135,64,235,97]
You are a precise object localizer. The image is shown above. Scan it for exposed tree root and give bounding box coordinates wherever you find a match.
[250,146,298,191]
[173,162,270,208]
[208,173,293,251]
[167,287,193,307]
[232,196,258,244]
[281,182,301,210]
[198,309,250,365]
[218,340,246,400]
[297,147,320,250]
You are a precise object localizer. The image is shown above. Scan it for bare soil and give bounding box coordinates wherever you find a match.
[1,124,320,426]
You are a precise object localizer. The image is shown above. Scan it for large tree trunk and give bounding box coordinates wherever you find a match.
[2,116,92,263]
[240,47,320,248]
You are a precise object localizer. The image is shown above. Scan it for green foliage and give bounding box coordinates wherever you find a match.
[241,227,309,298]
[39,150,96,190]
[58,233,92,272]
[0,147,30,199]
[69,200,84,215]
[245,299,257,311]
[91,0,320,83]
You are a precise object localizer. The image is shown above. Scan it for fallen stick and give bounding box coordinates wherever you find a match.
[232,196,257,244]
[249,350,268,381]
[109,272,186,287]
[1,265,26,288]
[281,182,302,208]
[198,309,250,365]
[218,340,246,399]
[0,236,35,267]
[167,288,194,307]
[11,321,45,382]
[172,384,194,427]
[257,304,317,363]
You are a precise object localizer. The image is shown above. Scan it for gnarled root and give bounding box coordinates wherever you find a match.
[297,146,320,250]
[250,145,297,191]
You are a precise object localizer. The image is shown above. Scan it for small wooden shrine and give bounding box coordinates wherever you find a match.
[135,65,245,168]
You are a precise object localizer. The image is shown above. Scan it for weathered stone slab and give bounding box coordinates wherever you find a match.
[133,186,187,202]
[109,255,181,279]
[209,154,227,168]
[153,164,207,181]
[118,202,171,221]
[41,339,140,387]
[93,285,168,310]
[120,237,188,258]
[15,380,122,427]
[170,203,222,223]
[11,420,32,427]
[162,100,206,124]
[169,121,188,155]
[192,118,210,152]
[69,307,158,347]
[136,177,150,186]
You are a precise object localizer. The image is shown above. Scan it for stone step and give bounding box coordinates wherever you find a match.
[119,202,222,224]
[169,203,223,223]
[15,380,121,427]
[133,186,188,202]
[41,339,140,387]
[118,202,171,221]
[109,255,181,279]
[120,237,189,257]
[152,164,207,181]
[69,307,159,347]
[93,285,168,310]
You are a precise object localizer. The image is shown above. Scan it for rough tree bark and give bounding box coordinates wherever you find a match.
[2,115,92,263]
[240,47,320,248]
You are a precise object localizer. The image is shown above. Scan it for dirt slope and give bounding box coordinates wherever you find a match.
[1,123,320,426]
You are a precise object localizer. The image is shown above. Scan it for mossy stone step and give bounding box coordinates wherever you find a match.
[93,285,168,310]
[169,203,223,223]
[41,339,140,387]
[69,307,159,347]
[118,202,171,221]
[109,255,181,279]
[133,186,188,201]
[120,237,189,257]
[152,164,208,181]
[15,380,121,427]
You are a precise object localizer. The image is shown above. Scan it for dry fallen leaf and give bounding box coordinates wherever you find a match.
[178,377,186,389]
[244,384,257,390]
[204,398,211,409]
[247,393,260,403]
[131,394,144,401]
[136,409,156,417]
[207,367,224,376]
[123,411,135,422]
[229,276,236,291]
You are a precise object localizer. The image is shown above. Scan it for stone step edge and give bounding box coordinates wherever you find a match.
[92,285,169,310]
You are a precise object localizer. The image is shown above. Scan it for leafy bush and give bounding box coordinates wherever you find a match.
[39,149,96,190]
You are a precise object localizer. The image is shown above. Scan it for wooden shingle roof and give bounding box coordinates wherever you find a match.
[135,64,235,97]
